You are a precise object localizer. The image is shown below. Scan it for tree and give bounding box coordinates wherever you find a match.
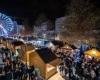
[35,13,47,26]
[62,0,100,42]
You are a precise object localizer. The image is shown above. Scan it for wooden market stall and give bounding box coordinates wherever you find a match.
[28,48,60,79]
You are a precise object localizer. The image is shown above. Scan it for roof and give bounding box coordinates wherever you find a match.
[51,40,64,47]
[36,48,57,63]
[0,36,6,41]
[12,40,24,46]
[69,44,77,49]
[62,44,72,49]
[6,38,13,41]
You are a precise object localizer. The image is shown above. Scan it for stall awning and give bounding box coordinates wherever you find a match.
[85,49,100,58]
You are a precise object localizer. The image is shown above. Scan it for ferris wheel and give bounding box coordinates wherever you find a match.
[0,13,14,37]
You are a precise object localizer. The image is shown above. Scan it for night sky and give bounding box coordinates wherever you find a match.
[0,0,69,20]
[0,0,100,24]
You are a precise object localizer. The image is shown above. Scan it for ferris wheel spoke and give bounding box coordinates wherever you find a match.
[0,13,14,36]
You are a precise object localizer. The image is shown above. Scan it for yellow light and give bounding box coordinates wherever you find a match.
[85,49,100,58]
[92,50,96,55]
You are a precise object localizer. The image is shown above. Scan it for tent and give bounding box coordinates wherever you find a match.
[85,49,100,58]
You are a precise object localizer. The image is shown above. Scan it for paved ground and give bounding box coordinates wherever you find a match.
[48,73,65,80]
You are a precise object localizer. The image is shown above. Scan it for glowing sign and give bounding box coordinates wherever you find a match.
[0,13,14,36]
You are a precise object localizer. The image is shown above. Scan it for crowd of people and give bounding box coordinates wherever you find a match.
[1,39,100,80]
[0,47,44,80]
[56,47,100,80]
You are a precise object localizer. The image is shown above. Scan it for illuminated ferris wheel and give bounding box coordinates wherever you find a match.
[0,13,14,37]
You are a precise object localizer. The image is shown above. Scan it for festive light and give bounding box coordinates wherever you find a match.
[0,13,14,36]
[85,49,100,58]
